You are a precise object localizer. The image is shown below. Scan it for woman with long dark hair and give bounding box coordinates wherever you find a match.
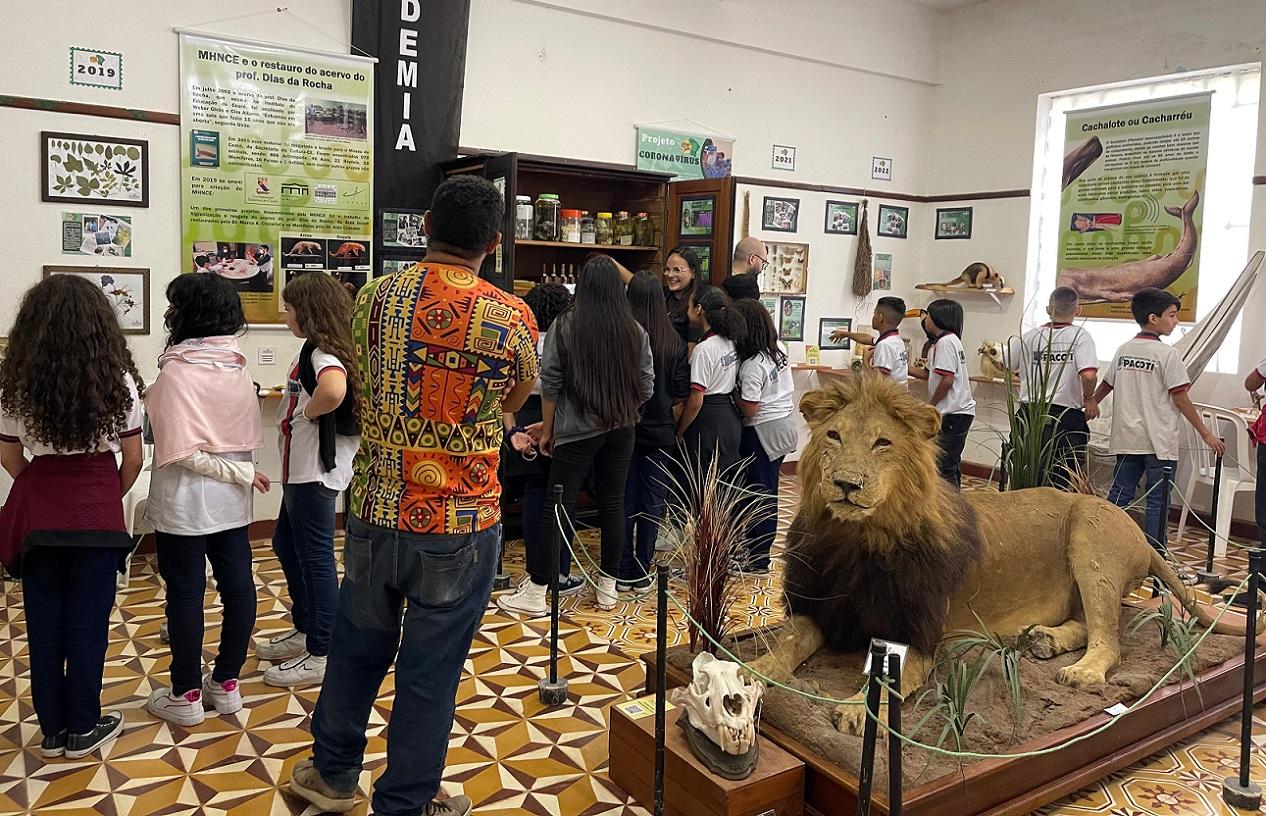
[498,256,653,616]
[499,282,583,596]
[144,274,269,726]
[0,275,146,760]
[910,298,975,488]
[618,272,690,591]
[732,299,796,575]
[663,246,702,344]
[676,285,745,478]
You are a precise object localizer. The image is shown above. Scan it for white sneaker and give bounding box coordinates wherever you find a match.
[497,579,548,617]
[264,652,327,688]
[146,687,206,727]
[595,576,618,611]
[202,674,242,715]
[255,628,306,661]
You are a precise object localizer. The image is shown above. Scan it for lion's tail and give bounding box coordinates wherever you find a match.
[1148,548,1264,635]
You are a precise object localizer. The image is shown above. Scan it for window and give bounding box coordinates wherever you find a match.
[1025,64,1260,373]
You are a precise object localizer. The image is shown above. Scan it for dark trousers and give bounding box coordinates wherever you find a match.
[531,427,635,585]
[521,476,570,578]
[22,546,118,737]
[1258,443,1266,550]
[1107,454,1176,551]
[272,482,340,656]
[740,427,784,570]
[312,516,498,815]
[156,527,256,694]
[620,447,672,581]
[937,413,974,489]
[1043,405,1089,491]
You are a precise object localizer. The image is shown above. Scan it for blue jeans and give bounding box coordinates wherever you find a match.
[1107,454,1176,551]
[620,447,672,581]
[272,482,339,656]
[312,515,498,815]
[740,427,784,571]
[22,546,118,737]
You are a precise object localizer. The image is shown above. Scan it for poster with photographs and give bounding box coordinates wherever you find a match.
[759,295,780,329]
[762,196,799,233]
[191,241,275,293]
[382,209,427,249]
[935,207,973,239]
[44,265,149,334]
[304,100,369,140]
[779,296,805,342]
[873,253,893,290]
[824,201,859,235]
[819,317,853,350]
[687,244,712,276]
[62,212,133,256]
[877,204,909,239]
[680,197,715,238]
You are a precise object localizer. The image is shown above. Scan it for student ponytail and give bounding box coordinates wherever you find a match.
[693,285,746,346]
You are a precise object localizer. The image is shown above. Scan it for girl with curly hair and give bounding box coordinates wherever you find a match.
[0,274,145,760]
[255,271,361,688]
[144,274,268,727]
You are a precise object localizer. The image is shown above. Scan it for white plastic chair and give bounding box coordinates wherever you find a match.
[118,442,154,588]
[1175,403,1257,557]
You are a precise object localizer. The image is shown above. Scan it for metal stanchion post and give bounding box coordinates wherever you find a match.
[856,642,886,816]
[538,485,568,706]
[886,652,903,816]
[1159,465,1174,554]
[654,563,669,816]
[999,441,1010,493]
[1204,448,1225,575]
[1223,550,1262,809]
[494,531,511,591]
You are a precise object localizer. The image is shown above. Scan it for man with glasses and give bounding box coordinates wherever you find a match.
[721,236,767,301]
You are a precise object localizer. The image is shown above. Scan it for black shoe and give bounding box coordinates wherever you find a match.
[65,711,123,759]
[616,575,653,593]
[556,574,585,596]
[39,730,67,758]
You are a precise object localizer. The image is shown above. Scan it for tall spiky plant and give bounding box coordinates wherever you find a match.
[1003,325,1085,490]
[659,447,770,654]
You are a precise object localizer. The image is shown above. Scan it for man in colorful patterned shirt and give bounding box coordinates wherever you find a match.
[290,175,538,816]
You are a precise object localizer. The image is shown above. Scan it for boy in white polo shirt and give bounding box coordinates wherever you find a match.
[910,299,975,489]
[1092,288,1225,549]
[832,297,910,386]
[1005,286,1099,490]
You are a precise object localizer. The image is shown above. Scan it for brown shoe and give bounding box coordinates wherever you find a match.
[288,758,357,813]
[425,795,472,816]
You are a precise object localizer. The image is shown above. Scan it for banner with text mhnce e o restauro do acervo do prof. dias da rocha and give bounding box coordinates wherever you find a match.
[179,32,375,324]
[1057,93,1210,322]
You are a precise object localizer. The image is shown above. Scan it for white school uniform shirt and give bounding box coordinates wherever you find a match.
[1102,333,1190,462]
[690,333,739,395]
[737,345,795,427]
[278,348,359,491]
[871,330,909,386]
[0,374,143,454]
[928,333,976,417]
[1257,355,1266,379]
[1006,323,1098,410]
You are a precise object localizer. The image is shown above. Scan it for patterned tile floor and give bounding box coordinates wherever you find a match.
[0,475,1261,815]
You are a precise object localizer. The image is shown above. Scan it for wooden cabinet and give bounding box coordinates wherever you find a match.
[667,176,737,286]
[442,152,672,293]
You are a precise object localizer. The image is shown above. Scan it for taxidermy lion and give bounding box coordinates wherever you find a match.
[748,374,1253,735]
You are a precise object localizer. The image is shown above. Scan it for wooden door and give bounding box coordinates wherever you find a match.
[479,152,518,291]
[667,177,735,285]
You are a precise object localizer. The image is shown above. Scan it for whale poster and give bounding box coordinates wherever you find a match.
[1057,93,1210,321]
[179,32,374,324]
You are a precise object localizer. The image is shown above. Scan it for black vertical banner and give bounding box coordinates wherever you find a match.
[352,0,471,267]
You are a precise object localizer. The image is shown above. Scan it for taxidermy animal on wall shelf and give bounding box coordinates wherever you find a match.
[745,374,1261,736]
[917,262,1005,291]
[978,340,1011,381]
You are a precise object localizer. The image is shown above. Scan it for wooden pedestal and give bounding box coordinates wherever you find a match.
[609,698,805,816]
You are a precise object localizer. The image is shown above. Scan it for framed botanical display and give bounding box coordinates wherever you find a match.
[42,131,149,207]
[877,204,909,239]
[935,206,974,239]
[762,196,800,233]
[779,296,806,342]
[43,265,149,335]
[824,200,859,235]
[819,317,853,350]
[679,196,715,238]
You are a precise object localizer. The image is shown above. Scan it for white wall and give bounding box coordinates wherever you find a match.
[0,0,351,514]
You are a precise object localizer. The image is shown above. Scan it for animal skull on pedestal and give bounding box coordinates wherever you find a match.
[671,652,764,779]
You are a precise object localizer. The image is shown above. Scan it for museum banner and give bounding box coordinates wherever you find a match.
[635,127,735,181]
[1057,93,1210,321]
[178,32,375,324]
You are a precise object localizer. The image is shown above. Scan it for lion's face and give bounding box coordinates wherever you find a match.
[799,375,941,524]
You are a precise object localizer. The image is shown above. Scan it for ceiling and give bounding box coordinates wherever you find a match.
[909,0,991,9]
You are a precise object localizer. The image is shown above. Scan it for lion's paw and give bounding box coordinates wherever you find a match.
[831,700,884,736]
[1057,664,1106,688]
[745,656,792,685]
[1027,626,1059,660]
